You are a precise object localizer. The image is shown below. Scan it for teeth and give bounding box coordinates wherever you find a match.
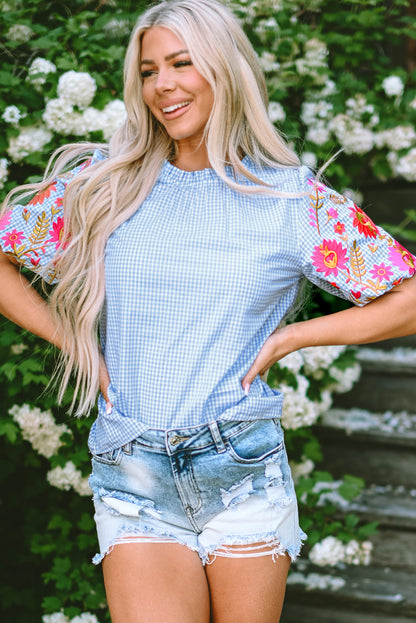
[162,101,191,113]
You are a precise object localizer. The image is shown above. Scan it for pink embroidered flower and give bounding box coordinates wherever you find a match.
[334,221,345,235]
[311,239,349,277]
[29,183,57,206]
[307,178,327,193]
[1,229,25,248]
[388,241,416,275]
[0,210,12,231]
[47,217,65,249]
[327,207,338,219]
[349,205,378,239]
[309,207,318,228]
[369,262,394,282]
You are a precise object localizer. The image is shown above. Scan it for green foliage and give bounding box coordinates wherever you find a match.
[1,0,414,619]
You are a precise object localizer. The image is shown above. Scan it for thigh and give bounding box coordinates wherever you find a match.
[205,548,291,623]
[102,541,211,623]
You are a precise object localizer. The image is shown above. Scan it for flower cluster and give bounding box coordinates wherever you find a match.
[0,158,8,190]
[287,570,346,591]
[57,71,97,109]
[43,98,127,140]
[10,404,71,458]
[2,105,23,124]
[272,345,359,430]
[7,125,52,162]
[43,612,101,623]
[47,461,91,496]
[309,535,372,567]
[6,23,33,43]
[27,57,57,88]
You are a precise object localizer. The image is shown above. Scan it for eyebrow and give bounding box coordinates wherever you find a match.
[140,49,190,65]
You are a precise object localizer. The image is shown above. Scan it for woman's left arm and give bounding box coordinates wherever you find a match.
[242,274,416,390]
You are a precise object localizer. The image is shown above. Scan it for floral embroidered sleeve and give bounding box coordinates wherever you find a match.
[0,149,105,284]
[296,167,416,306]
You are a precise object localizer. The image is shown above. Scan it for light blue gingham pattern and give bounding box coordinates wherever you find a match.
[1,150,414,454]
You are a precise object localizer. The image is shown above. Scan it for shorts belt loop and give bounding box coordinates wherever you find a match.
[209,421,226,454]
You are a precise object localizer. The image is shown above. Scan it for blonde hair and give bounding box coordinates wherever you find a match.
[3,0,301,415]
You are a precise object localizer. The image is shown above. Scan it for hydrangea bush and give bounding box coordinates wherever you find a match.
[0,0,414,620]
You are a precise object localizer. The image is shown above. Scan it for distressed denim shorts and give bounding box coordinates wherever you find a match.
[89,418,306,565]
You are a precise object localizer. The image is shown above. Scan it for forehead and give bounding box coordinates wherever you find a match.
[140,26,187,59]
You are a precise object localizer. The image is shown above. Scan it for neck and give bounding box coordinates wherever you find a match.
[172,141,211,171]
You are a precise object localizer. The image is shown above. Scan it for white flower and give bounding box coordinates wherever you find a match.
[27,57,57,87]
[281,375,320,429]
[258,51,280,73]
[103,18,132,39]
[388,148,416,182]
[268,102,286,123]
[290,457,315,484]
[320,79,337,97]
[42,613,70,623]
[287,571,345,591]
[344,539,373,566]
[2,105,23,124]
[309,536,346,566]
[301,345,346,376]
[328,362,361,393]
[410,96,416,111]
[301,151,317,169]
[47,461,92,496]
[71,613,101,623]
[7,24,33,43]
[10,404,71,458]
[329,114,374,155]
[278,350,303,374]
[100,99,127,140]
[0,157,8,190]
[7,125,52,162]
[43,99,86,135]
[306,122,331,146]
[57,71,97,109]
[376,126,416,150]
[382,75,404,98]
[10,342,28,355]
[342,188,363,206]
[301,101,333,126]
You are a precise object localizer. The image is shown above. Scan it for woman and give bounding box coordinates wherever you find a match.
[1,1,415,621]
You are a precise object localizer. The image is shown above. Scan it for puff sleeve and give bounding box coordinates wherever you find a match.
[0,148,105,284]
[296,167,416,306]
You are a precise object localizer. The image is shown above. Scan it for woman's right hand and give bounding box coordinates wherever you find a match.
[99,351,113,414]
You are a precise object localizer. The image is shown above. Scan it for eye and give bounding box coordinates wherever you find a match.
[141,69,156,79]
[174,60,192,68]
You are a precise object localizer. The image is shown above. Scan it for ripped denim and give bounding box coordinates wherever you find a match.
[88,418,307,565]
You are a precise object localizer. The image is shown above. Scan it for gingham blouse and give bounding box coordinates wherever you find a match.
[1,149,415,453]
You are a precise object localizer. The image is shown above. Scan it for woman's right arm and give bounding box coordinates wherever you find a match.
[0,249,112,407]
[0,249,61,348]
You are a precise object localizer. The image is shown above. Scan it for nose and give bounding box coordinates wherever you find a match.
[155,68,175,93]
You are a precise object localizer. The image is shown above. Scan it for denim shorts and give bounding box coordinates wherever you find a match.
[88,418,306,565]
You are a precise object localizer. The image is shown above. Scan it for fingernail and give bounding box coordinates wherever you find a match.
[106,402,113,415]
[244,383,251,396]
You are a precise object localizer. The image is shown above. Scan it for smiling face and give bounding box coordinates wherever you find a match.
[140,26,214,167]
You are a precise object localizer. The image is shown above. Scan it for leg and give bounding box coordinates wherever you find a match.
[102,541,211,623]
[205,544,291,623]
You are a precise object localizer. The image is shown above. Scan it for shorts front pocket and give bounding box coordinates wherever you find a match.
[225,418,284,464]
[92,447,124,466]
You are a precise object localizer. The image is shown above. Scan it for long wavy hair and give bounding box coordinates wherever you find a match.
[3,0,301,415]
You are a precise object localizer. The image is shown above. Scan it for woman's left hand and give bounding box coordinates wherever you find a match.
[241,325,296,394]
